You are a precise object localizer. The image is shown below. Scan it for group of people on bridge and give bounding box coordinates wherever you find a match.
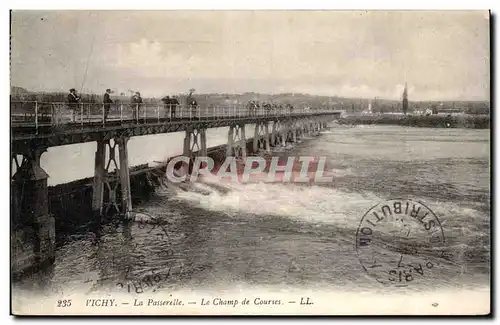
[246,101,295,116]
[67,88,193,122]
[66,88,302,123]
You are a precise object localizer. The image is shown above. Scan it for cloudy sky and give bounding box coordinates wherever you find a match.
[11,10,489,100]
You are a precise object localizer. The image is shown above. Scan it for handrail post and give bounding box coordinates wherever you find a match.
[168,104,171,121]
[81,103,84,128]
[50,103,55,126]
[120,103,123,124]
[34,101,38,133]
[102,104,105,127]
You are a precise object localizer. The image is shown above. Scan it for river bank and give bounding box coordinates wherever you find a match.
[338,114,490,129]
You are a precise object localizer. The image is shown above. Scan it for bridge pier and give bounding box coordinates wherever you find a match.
[253,121,271,152]
[12,147,56,270]
[91,137,133,216]
[265,123,271,151]
[294,121,301,141]
[92,140,107,216]
[305,121,311,136]
[184,128,208,158]
[305,121,312,136]
[270,121,277,146]
[300,122,308,137]
[317,119,323,131]
[117,137,132,214]
[281,120,300,144]
[319,119,326,131]
[272,120,286,147]
[227,124,247,158]
[312,120,320,135]
[182,128,208,173]
[291,121,298,143]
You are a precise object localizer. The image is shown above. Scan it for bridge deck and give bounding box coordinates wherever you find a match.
[11,101,340,152]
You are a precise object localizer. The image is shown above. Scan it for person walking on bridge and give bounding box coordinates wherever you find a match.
[103,89,114,123]
[170,96,180,119]
[188,97,198,118]
[131,91,143,121]
[161,95,180,119]
[161,95,171,119]
[67,88,81,122]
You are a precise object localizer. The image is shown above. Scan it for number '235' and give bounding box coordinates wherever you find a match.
[57,300,72,307]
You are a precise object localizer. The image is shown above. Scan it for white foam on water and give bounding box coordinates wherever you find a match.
[156,171,488,245]
[329,167,354,177]
[419,199,489,241]
[171,176,382,230]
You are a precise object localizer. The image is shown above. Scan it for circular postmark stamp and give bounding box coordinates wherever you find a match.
[356,199,445,286]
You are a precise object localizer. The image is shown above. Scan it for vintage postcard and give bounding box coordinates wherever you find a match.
[10,10,490,316]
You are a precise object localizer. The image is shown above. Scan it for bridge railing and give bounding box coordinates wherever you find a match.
[11,101,333,132]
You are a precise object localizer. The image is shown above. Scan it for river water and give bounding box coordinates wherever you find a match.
[13,124,490,302]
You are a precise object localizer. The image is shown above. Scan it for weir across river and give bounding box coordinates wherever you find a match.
[10,101,341,274]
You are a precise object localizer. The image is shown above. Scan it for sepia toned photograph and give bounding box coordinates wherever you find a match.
[9,10,490,316]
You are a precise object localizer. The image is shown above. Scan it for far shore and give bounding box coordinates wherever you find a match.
[338,113,490,129]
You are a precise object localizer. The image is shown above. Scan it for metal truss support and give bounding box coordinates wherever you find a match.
[183,128,208,159]
[272,120,286,147]
[92,136,132,216]
[227,123,247,159]
[253,121,271,152]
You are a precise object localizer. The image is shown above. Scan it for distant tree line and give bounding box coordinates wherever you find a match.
[10,86,490,115]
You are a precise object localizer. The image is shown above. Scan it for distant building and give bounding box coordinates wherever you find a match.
[361,100,373,115]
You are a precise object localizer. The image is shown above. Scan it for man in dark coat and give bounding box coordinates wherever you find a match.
[68,88,80,105]
[67,88,80,122]
[161,95,172,118]
[131,91,143,120]
[171,96,180,118]
[187,97,197,117]
[103,89,114,122]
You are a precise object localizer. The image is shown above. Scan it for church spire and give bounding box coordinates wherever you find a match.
[402,82,408,115]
